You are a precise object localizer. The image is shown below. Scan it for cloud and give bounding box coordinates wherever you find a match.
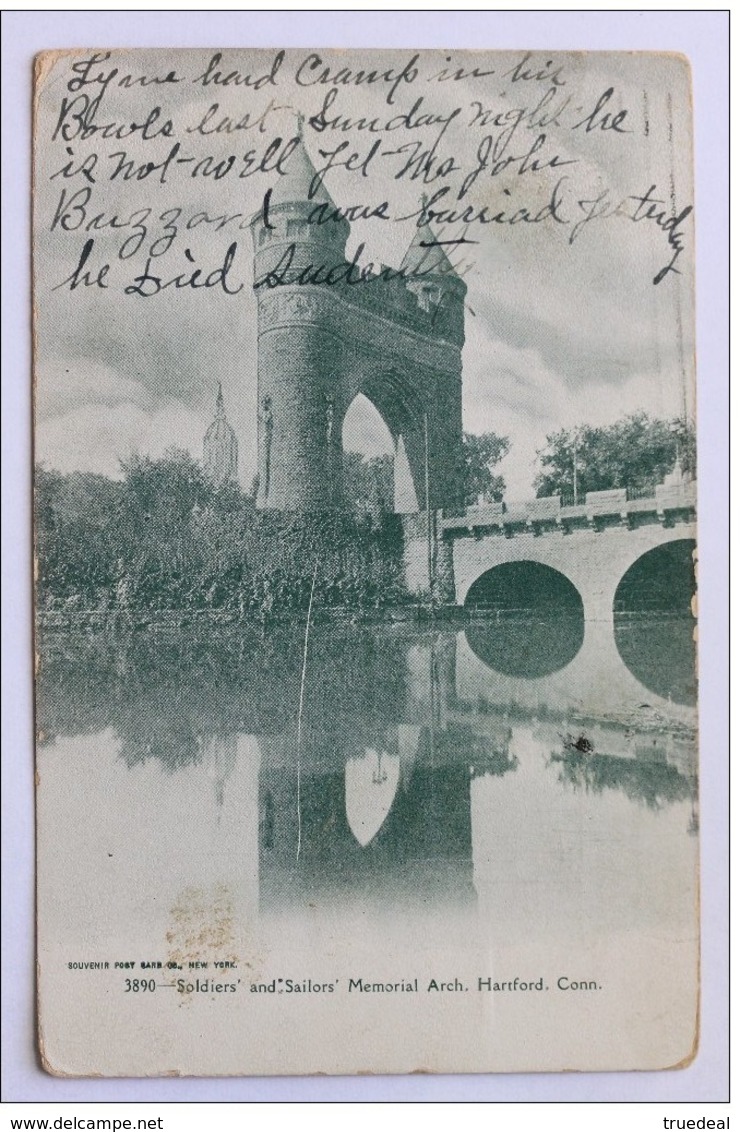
[35,343,259,486]
[32,49,694,502]
[36,398,205,480]
[463,320,686,499]
[36,358,155,421]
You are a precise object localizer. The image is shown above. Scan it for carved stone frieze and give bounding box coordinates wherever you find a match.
[257,287,461,373]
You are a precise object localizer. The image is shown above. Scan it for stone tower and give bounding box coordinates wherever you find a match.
[203,383,238,487]
[250,129,466,514]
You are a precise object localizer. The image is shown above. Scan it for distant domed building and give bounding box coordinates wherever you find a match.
[203,384,238,487]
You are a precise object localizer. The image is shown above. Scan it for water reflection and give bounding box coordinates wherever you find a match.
[258,724,479,909]
[614,539,697,705]
[614,616,697,705]
[37,617,698,917]
[550,739,697,811]
[464,562,585,677]
[203,733,237,812]
[346,749,400,847]
[461,612,696,707]
[465,614,585,678]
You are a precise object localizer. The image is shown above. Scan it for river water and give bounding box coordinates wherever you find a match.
[36,612,699,1075]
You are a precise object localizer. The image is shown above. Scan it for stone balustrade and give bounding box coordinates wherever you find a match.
[440,481,697,535]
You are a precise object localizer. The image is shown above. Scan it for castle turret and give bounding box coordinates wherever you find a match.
[400,213,467,348]
[251,120,350,283]
[203,384,238,487]
[250,122,349,510]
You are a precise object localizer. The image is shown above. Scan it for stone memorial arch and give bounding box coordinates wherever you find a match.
[250,132,467,514]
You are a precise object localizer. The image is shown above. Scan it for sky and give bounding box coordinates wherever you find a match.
[33,48,695,500]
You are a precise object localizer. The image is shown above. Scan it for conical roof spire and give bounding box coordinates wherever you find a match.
[401,201,458,277]
[269,122,337,209]
[204,383,238,486]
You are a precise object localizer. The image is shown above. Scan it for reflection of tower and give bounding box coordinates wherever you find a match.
[203,383,238,486]
[256,724,476,911]
[203,733,238,814]
[346,747,398,847]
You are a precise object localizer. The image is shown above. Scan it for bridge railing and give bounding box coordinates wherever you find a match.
[626,484,661,501]
[537,485,680,507]
[442,481,697,532]
[558,490,587,508]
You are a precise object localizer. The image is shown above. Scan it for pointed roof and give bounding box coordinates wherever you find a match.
[400,206,458,277]
[269,116,337,209]
[205,383,236,443]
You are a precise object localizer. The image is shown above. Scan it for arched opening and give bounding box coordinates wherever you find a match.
[613,540,697,704]
[345,747,400,848]
[464,561,585,677]
[342,393,418,514]
[614,540,696,615]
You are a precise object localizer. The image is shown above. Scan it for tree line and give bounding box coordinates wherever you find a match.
[534,413,696,500]
[461,413,695,506]
[35,413,695,613]
[35,450,408,615]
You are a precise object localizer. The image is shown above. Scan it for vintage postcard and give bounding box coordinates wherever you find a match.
[33,48,698,1077]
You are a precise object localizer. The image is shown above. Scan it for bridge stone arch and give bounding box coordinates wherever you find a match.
[463,557,585,613]
[452,520,697,626]
[463,559,586,677]
[613,537,697,614]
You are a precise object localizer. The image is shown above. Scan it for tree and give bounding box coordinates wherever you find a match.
[119,448,211,531]
[535,413,696,500]
[343,452,394,515]
[35,450,408,614]
[35,465,123,605]
[462,431,510,506]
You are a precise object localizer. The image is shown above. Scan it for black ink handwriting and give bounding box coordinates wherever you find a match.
[254,240,444,290]
[294,52,420,107]
[192,51,285,91]
[185,98,290,137]
[469,87,572,142]
[52,237,109,291]
[572,88,630,133]
[50,146,98,184]
[309,88,461,149]
[382,138,459,184]
[502,53,567,87]
[124,242,244,297]
[66,52,182,96]
[627,186,693,283]
[398,181,570,229]
[52,98,174,145]
[426,55,497,83]
[309,140,381,198]
[458,133,576,199]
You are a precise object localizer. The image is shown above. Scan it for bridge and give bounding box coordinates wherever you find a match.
[404,480,697,625]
